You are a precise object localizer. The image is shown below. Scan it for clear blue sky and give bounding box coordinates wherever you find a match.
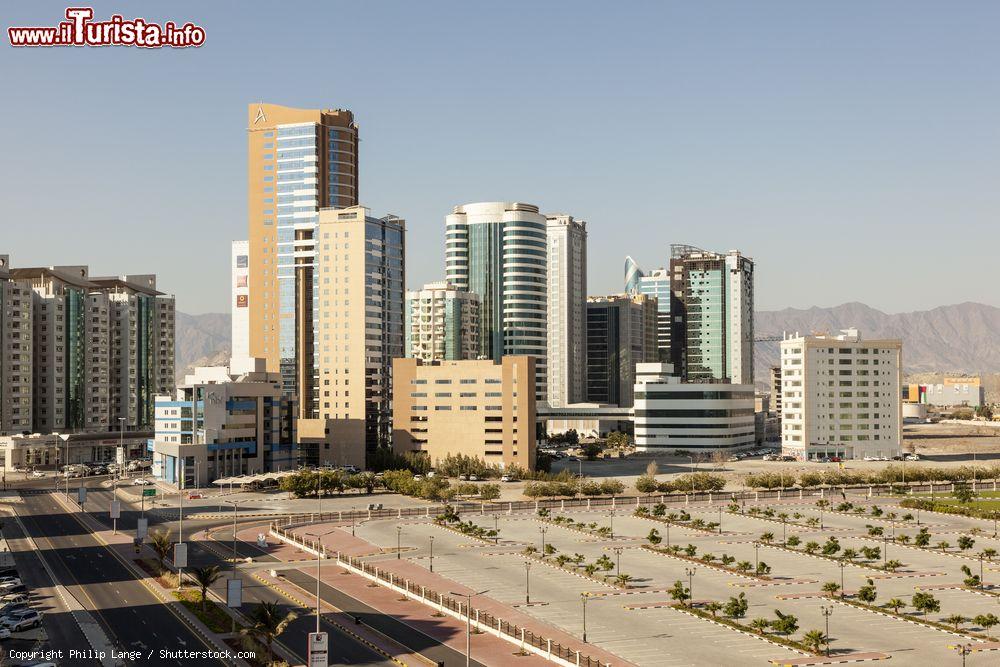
[3,1,999,314]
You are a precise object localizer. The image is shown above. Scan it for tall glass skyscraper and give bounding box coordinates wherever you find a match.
[445,202,548,400]
[245,103,359,415]
[624,257,672,362]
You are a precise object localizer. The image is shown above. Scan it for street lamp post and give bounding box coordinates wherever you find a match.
[781,517,787,546]
[539,526,547,554]
[305,528,337,635]
[665,520,670,547]
[753,541,760,572]
[883,536,888,567]
[492,513,501,533]
[821,605,833,657]
[581,593,588,642]
[957,644,972,667]
[525,561,531,604]
[223,499,245,633]
[980,554,985,590]
[685,568,696,607]
[451,589,489,667]
[351,506,356,536]
[429,536,435,572]
[719,507,723,535]
[613,546,623,577]
[608,509,615,539]
[838,560,846,599]
[397,526,402,560]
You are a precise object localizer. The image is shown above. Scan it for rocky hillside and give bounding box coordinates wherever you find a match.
[754,301,1000,385]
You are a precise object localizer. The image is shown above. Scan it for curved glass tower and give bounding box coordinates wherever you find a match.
[445,202,548,400]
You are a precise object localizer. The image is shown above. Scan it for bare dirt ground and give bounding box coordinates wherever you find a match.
[903,420,1000,455]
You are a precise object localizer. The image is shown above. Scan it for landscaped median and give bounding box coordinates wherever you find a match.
[664,595,823,656]
[634,505,722,533]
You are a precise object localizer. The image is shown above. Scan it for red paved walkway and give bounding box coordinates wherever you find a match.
[244,522,634,666]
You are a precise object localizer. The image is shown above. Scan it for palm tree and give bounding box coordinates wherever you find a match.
[943,614,967,632]
[616,573,633,588]
[191,566,222,611]
[760,532,775,544]
[704,601,722,618]
[981,548,998,562]
[241,601,298,665]
[750,617,770,635]
[148,529,173,572]
[885,598,906,614]
[840,548,858,563]
[802,629,827,654]
[821,581,840,597]
[974,613,999,639]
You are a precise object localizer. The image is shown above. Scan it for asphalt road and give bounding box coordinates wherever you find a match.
[79,484,398,667]
[16,490,228,666]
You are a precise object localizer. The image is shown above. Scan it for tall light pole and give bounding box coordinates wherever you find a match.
[608,509,615,539]
[539,526,547,555]
[351,505,356,536]
[429,536,435,572]
[613,546,623,577]
[525,561,531,604]
[305,528,338,635]
[685,568,696,607]
[581,593,589,642]
[451,589,489,667]
[397,526,403,560]
[821,605,833,657]
[753,541,760,572]
[838,560,846,599]
[224,499,245,633]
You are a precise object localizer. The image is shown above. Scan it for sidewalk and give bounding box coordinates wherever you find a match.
[249,522,634,666]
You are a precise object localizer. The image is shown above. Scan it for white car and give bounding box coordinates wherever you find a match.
[469,475,479,481]
[132,478,153,485]
[2,609,42,631]
[30,470,45,478]
[904,454,920,461]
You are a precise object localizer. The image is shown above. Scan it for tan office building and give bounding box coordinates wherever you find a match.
[289,206,405,468]
[392,356,536,471]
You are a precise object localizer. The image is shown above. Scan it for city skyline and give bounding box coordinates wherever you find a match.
[5,1,1000,316]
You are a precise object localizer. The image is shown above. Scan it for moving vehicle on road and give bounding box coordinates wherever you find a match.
[132,478,153,485]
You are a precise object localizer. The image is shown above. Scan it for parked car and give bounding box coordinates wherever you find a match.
[30,470,45,478]
[500,475,518,482]
[132,478,153,485]
[469,475,479,481]
[904,454,920,461]
[2,609,42,631]
[0,602,27,616]
[458,474,469,481]
[187,493,204,500]
[0,594,27,605]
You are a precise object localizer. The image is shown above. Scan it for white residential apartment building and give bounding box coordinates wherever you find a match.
[546,214,587,407]
[405,281,480,361]
[780,329,902,461]
[0,255,33,434]
[0,257,174,436]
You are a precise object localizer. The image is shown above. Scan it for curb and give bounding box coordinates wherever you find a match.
[668,605,808,656]
[251,571,415,667]
[49,492,250,667]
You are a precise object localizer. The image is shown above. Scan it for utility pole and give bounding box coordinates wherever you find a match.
[821,606,833,657]
[451,589,488,667]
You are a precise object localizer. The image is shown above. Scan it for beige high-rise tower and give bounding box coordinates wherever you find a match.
[246,103,359,405]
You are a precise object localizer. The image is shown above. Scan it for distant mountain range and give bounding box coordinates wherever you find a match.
[754,301,1000,385]
[175,301,1000,388]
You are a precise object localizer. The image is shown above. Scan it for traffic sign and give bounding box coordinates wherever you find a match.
[110,500,121,519]
[77,487,87,504]
[137,517,148,539]
[142,488,156,497]
[227,579,242,608]
[308,632,328,667]
[174,542,188,568]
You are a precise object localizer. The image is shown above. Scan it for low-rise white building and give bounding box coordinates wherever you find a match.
[780,329,901,460]
[633,363,755,452]
[152,359,296,488]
